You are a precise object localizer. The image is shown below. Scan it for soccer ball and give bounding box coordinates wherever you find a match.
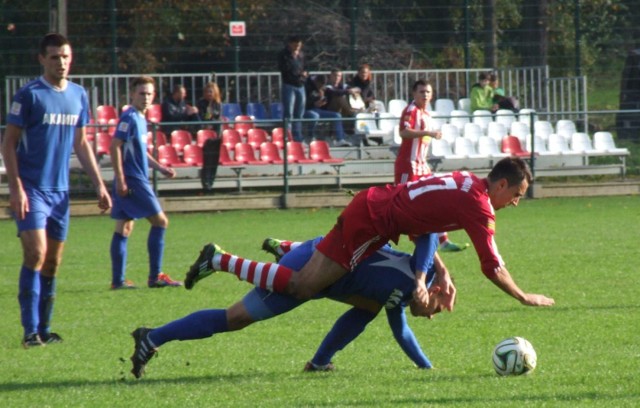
[492,337,537,376]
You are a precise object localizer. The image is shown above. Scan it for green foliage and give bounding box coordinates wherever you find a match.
[0,198,638,407]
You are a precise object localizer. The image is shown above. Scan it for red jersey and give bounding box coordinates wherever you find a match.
[367,171,504,278]
[395,101,433,183]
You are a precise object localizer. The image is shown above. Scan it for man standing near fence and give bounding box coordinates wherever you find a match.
[277,35,307,142]
[2,33,112,348]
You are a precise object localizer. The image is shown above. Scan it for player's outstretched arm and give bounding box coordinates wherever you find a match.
[489,266,555,306]
[74,128,111,211]
[385,307,432,368]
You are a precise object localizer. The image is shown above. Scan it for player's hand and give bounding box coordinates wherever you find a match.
[116,181,128,197]
[521,293,555,307]
[412,280,430,311]
[436,271,456,312]
[161,166,177,179]
[9,187,29,220]
[96,184,112,212]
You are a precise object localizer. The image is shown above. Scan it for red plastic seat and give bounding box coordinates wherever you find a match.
[233,142,264,165]
[286,141,317,164]
[183,144,204,166]
[271,127,293,149]
[309,140,344,164]
[259,142,284,164]
[107,118,118,136]
[147,130,168,149]
[234,115,255,137]
[157,145,188,167]
[219,144,243,166]
[146,104,162,123]
[246,128,269,150]
[95,132,112,157]
[222,129,242,151]
[196,129,218,147]
[501,135,531,158]
[170,130,193,154]
[96,105,118,122]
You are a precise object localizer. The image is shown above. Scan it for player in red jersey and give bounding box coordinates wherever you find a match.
[395,79,468,252]
[186,157,555,313]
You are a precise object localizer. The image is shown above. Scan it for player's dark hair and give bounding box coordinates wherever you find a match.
[39,33,70,56]
[412,79,430,91]
[488,157,532,187]
[130,76,155,90]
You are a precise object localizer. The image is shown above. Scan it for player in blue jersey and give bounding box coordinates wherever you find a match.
[1,33,112,348]
[129,234,447,378]
[109,76,181,289]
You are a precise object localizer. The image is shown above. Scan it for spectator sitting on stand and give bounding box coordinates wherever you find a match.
[470,72,498,113]
[304,74,351,147]
[348,63,376,111]
[161,84,201,135]
[196,82,222,133]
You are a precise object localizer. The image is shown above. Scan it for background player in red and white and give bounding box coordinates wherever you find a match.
[186,157,555,313]
[395,79,467,252]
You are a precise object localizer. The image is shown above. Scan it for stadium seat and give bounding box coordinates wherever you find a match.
[518,108,538,127]
[222,103,243,120]
[534,120,554,139]
[440,123,460,144]
[309,140,344,164]
[219,144,243,166]
[271,127,293,149]
[355,112,392,145]
[430,139,453,157]
[95,132,112,158]
[96,105,118,122]
[495,109,516,128]
[556,119,577,140]
[233,142,264,165]
[107,119,118,136]
[270,102,284,120]
[449,109,470,133]
[170,130,193,154]
[378,112,398,140]
[487,122,507,145]
[435,98,456,118]
[259,142,284,164]
[246,128,269,150]
[222,129,242,151]
[510,121,531,145]
[245,102,270,124]
[458,98,472,114]
[546,133,571,154]
[183,144,204,166]
[593,131,629,154]
[387,99,408,118]
[371,100,386,113]
[463,123,483,145]
[157,145,188,167]
[196,129,218,147]
[453,136,479,157]
[147,130,168,149]
[570,132,596,153]
[472,109,493,133]
[501,135,531,157]
[146,104,162,123]
[86,119,97,141]
[234,115,255,137]
[286,141,317,164]
[477,136,508,158]
[527,135,550,154]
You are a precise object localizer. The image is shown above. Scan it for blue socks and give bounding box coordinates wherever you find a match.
[18,266,40,336]
[110,232,128,286]
[311,307,376,366]
[147,226,165,282]
[149,309,228,347]
[38,274,56,337]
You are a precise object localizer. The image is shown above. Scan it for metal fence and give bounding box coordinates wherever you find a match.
[4,66,585,119]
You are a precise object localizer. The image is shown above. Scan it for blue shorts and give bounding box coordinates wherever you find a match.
[110,177,162,220]
[16,189,70,241]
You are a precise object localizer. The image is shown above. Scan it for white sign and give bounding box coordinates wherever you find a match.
[229,21,246,37]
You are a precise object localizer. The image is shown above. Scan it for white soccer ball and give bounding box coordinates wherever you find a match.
[492,336,537,376]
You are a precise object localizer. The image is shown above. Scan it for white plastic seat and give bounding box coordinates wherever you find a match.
[355,112,393,144]
[593,131,629,154]
[477,136,508,158]
[440,123,460,144]
[472,109,493,133]
[463,123,483,145]
[458,98,472,114]
[371,100,386,113]
[487,122,507,145]
[546,134,571,154]
[495,109,516,128]
[570,132,596,153]
[435,98,456,118]
[431,138,454,157]
[454,136,479,157]
[449,109,470,133]
[556,119,577,140]
[388,99,408,118]
[527,135,549,154]
[533,120,554,140]
[510,121,531,145]
[377,112,397,144]
[518,108,538,127]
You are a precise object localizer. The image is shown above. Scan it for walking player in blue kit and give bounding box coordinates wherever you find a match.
[109,76,182,289]
[2,33,112,348]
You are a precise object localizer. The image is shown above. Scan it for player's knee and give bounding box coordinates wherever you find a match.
[22,246,46,270]
[287,279,315,300]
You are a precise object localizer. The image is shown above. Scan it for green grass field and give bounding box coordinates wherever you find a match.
[0,196,638,407]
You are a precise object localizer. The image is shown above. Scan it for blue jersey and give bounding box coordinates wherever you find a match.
[281,237,435,309]
[7,77,90,191]
[114,107,149,181]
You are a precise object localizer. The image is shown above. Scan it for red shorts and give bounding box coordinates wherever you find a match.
[315,190,385,271]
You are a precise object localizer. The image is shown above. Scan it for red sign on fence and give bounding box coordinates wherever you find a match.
[229,21,246,37]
